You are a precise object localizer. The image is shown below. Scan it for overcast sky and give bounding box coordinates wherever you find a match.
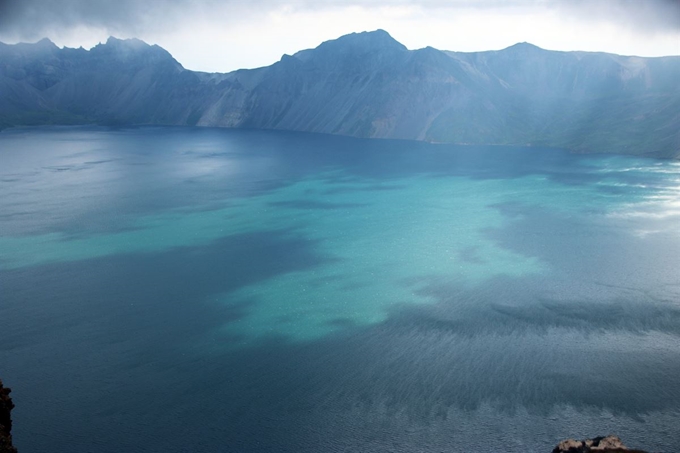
[0,0,678,72]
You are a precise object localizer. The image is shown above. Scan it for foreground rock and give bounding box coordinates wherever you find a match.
[553,435,647,453]
[0,380,17,453]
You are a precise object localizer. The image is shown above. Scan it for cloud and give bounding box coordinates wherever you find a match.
[555,0,680,34]
[0,0,189,39]
[0,0,677,72]
[0,0,678,42]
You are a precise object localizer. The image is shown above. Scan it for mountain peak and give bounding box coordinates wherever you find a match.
[104,36,150,49]
[333,29,406,51]
[502,42,544,53]
[35,38,58,48]
[309,29,407,56]
[7,37,59,53]
[291,29,407,65]
[89,37,181,68]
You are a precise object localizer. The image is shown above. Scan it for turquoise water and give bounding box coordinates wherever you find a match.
[1,127,679,452]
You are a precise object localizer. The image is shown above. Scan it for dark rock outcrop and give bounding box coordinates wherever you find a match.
[553,435,647,453]
[0,380,17,453]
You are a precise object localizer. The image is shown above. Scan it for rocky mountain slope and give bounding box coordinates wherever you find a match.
[1,30,678,157]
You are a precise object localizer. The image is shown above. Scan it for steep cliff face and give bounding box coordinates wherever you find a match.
[1,30,679,157]
[0,380,17,453]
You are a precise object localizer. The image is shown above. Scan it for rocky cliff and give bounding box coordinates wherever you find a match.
[1,30,679,157]
[553,435,647,453]
[0,380,17,453]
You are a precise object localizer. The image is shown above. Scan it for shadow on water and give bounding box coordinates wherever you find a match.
[0,229,332,353]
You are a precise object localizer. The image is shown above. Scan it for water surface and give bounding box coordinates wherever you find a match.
[1,126,679,452]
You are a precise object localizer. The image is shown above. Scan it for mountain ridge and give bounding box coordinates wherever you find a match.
[1,30,678,157]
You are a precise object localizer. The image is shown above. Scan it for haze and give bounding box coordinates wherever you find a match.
[1,0,679,72]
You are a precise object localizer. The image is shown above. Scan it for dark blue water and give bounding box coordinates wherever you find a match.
[1,126,679,452]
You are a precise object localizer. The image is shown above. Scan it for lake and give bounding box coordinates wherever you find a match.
[1,126,679,452]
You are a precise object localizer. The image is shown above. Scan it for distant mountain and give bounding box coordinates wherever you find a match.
[1,30,679,157]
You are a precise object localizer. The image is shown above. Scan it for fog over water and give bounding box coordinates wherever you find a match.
[1,126,679,452]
